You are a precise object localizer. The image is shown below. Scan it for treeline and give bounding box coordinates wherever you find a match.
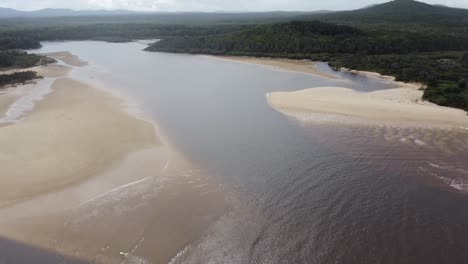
[0,50,51,68]
[0,34,41,50]
[0,71,40,87]
[147,21,468,55]
[0,24,247,51]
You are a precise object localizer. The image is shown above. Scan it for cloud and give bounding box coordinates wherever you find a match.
[0,0,467,12]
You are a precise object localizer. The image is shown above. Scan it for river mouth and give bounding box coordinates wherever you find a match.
[2,40,467,264]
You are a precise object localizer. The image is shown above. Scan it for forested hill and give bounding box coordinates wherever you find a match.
[305,0,468,29]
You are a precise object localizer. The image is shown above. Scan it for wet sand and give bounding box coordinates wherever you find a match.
[0,90,20,117]
[209,55,339,79]
[0,78,159,205]
[0,52,229,263]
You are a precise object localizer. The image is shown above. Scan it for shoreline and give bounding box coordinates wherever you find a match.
[341,67,427,91]
[207,55,340,79]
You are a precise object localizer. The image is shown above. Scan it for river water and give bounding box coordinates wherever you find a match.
[34,41,468,264]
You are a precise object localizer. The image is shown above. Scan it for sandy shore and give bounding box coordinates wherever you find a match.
[268,86,468,128]
[0,51,229,264]
[209,55,339,79]
[0,77,159,205]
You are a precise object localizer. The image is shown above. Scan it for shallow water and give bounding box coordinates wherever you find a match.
[31,41,468,264]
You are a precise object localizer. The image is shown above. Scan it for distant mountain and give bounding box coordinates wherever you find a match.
[305,0,468,27]
[0,8,333,19]
[0,7,141,18]
[0,8,23,18]
[0,8,333,26]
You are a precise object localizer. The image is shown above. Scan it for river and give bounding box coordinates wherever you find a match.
[33,41,468,264]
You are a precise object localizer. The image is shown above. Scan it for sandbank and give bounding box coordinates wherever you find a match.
[268,86,468,128]
[0,78,159,205]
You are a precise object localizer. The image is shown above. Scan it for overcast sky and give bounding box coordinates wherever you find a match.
[0,0,467,12]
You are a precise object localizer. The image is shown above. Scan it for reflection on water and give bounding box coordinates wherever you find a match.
[32,41,468,264]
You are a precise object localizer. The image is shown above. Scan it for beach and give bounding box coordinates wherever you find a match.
[0,52,229,263]
[0,77,160,205]
[267,86,468,128]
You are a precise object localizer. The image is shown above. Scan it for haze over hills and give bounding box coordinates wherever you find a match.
[0,7,332,19]
[1,0,466,28]
[307,0,468,27]
[0,7,143,18]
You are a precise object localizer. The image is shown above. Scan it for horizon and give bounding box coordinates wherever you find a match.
[0,0,467,13]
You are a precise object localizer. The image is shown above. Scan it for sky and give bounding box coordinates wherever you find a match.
[0,0,467,12]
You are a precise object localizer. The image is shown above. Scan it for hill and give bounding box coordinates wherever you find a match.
[0,8,331,24]
[306,0,468,29]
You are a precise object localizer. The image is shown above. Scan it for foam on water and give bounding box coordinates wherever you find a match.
[420,162,468,191]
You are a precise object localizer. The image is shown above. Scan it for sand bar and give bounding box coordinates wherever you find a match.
[210,55,339,79]
[0,77,159,205]
[268,86,468,128]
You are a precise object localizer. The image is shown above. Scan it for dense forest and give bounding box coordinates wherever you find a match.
[0,71,40,87]
[146,20,468,55]
[0,24,250,50]
[0,50,53,69]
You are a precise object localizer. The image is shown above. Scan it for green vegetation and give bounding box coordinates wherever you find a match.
[0,35,41,50]
[0,50,53,69]
[0,71,40,87]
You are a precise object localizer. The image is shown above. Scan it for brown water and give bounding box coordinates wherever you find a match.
[17,41,468,263]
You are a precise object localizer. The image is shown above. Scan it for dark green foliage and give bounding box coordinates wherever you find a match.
[458,79,467,89]
[0,35,40,50]
[0,50,43,68]
[148,20,468,55]
[460,53,468,67]
[0,71,40,87]
[328,52,468,110]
